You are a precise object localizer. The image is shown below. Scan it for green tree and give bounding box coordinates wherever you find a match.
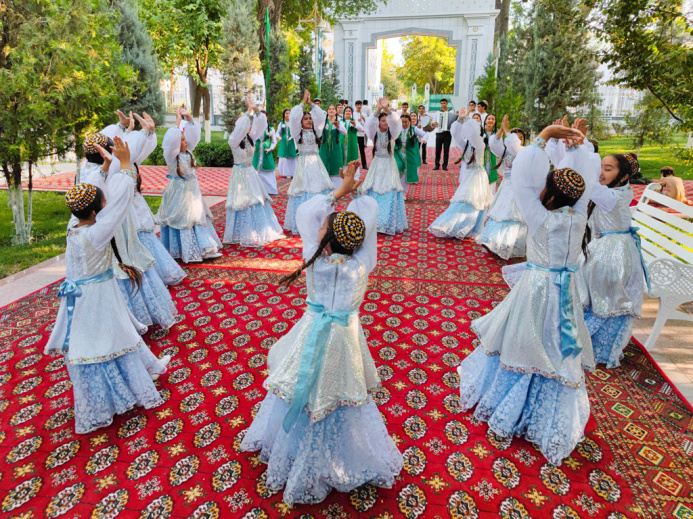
[116,0,166,125]
[400,36,456,95]
[220,0,260,132]
[293,45,318,104]
[381,45,403,99]
[0,0,135,244]
[510,0,599,133]
[475,56,525,127]
[140,0,227,142]
[265,29,298,124]
[320,60,342,107]
[625,92,674,151]
[592,0,693,129]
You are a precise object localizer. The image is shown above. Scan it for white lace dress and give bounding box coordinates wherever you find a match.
[458,140,597,466]
[360,112,408,234]
[283,103,334,233]
[476,133,528,259]
[157,121,223,263]
[579,185,645,367]
[428,118,490,240]
[223,113,284,246]
[241,194,403,506]
[44,173,168,433]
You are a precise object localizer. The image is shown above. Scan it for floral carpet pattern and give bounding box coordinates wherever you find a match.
[1,155,692,519]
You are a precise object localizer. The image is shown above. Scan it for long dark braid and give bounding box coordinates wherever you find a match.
[279,213,352,286]
[133,163,142,193]
[70,188,143,291]
[491,128,525,172]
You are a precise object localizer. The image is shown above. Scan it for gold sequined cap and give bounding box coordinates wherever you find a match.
[333,211,366,251]
[552,168,585,200]
[624,152,640,176]
[83,133,110,154]
[65,184,98,212]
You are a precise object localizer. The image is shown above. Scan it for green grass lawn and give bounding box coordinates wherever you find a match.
[599,133,691,180]
[0,191,161,280]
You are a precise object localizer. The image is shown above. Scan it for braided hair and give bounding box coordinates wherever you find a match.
[491,128,526,172]
[280,213,354,286]
[69,187,143,292]
[133,163,143,193]
[460,120,484,166]
[372,113,392,158]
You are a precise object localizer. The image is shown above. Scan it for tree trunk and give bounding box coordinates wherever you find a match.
[497,0,511,38]
[202,85,212,143]
[193,87,203,119]
[27,161,33,239]
[4,162,30,245]
[257,0,283,61]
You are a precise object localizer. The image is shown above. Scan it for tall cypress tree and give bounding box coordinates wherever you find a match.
[292,45,318,104]
[220,0,260,131]
[515,0,599,132]
[265,29,295,125]
[116,0,166,124]
[320,60,342,107]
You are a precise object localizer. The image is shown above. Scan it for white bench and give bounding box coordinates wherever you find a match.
[632,183,693,349]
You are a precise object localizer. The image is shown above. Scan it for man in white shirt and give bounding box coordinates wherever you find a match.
[431,98,458,171]
[477,101,489,125]
[355,100,368,169]
[361,99,372,119]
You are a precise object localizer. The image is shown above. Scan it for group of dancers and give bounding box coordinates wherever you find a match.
[44,92,648,505]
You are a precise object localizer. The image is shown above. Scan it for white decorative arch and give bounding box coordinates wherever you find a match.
[333,0,498,107]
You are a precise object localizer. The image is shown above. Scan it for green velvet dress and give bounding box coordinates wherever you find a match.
[252,129,277,172]
[319,120,344,177]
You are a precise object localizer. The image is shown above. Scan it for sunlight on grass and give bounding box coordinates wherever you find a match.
[600,133,691,180]
[0,191,162,279]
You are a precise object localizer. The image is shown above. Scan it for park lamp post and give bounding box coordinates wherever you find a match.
[296,2,331,96]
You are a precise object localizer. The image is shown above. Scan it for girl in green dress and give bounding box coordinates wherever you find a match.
[399,114,426,199]
[483,114,498,196]
[341,106,362,166]
[319,104,347,188]
[252,111,279,195]
[277,108,297,178]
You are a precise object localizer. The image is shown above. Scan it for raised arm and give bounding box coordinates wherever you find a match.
[348,195,379,273]
[556,143,603,216]
[451,117,484,156]
[249,112,268,142]
[511,142,552,235]
[162,127,183,166]
[88,172,135,251]
[228,115,251,150]
[364,114,379,142]
[387,111,402,140]
[268,128,279,150]
[311,103,327,138]
[181,121,201,152]
[289,103,305,142]
[546,138,566,168]
[488,134,505,159]
[296,194,335,260]
[108,130,146,177]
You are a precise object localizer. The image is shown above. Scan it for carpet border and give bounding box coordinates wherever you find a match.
[631,335,693,413]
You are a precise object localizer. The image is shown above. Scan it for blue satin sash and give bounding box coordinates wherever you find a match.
[526,262,581,359]
[596,227,651,293]
[57,269,114,353]
[282,299,357,432]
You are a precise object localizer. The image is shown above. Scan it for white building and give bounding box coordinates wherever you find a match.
[595,66,643,125]
[332,0,498,108]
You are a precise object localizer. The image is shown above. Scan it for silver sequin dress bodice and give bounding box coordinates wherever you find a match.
[359,131,402,194]
[265,253,380,423]
[471,208,594,387]
[158,153,209,229]
[231,141,255,166]
[65,226,113,280]
[288,130,333,196]
[578,186,643,317]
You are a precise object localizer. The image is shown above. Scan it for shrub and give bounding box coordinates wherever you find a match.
[194,142,234,167]
[141,146,165,166]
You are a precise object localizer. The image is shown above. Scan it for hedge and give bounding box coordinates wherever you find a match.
[141,141,236,168]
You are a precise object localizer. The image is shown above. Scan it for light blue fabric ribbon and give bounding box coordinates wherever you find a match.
[57,269,114,353]
[596,226,651,293]
[282,299,356,432]
[298,150,318,156]
[526,262,581,359]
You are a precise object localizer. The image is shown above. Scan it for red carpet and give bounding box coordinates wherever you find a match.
[1,154,693,518]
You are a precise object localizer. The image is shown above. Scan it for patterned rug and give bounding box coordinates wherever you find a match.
[1,153,692,519]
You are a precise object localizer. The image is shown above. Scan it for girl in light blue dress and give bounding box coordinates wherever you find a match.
[242,161,403,506]
[158,107,223,263]
[459,124,597,466]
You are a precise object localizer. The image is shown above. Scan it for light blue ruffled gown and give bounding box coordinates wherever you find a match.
[476,132,528,259]
[428,117,490,240]
[241,194,403,506]
[283,103,334,234]
[223,112,284,246]
[157,121,223,263]
[81,126,179,329]
[459,140,596,466]
[578,185,646,368]
[44,171,168,434]
[360,111,408,235]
